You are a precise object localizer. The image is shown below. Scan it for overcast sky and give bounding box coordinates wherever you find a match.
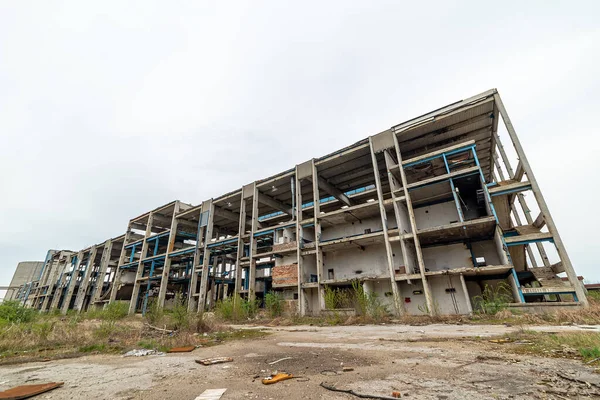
[1,1,599,294]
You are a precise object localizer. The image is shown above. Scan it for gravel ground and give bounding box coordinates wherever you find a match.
[1,323,599,399]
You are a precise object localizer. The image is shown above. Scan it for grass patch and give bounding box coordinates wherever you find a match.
[499,329,600,364]
[78,343,106,353]
[0,300,261,363]
[0,301,37,324]
[212,329,268,342]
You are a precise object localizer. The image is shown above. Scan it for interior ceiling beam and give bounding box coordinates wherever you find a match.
[257,192,293,216]
[150,214,196,230]
[400,115,492,154]
[395,96,494,139]
[317,176,355,207]
[402,111,492,144]
[328,165,371,183]
[214,206,262,229]
[402,126,492,158]
[318,153,372,178]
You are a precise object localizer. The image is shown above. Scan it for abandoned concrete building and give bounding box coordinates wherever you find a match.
[8,89,588,316]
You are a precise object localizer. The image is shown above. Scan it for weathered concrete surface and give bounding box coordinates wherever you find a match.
[1,324,599,399]
[5,261,44,300]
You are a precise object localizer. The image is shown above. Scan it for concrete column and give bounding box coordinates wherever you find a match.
[391,133,435,315]
[90,239,113,306]
[41,257,61,312]
[311,161,326,312]
[129,213,155,314]
[187,210,204,312]
[197,200,215,312]
[248,184,259,302]
[494,93,587,306]
[294,167,306,316]
[61,251,83,314]
[74,245,98,312]
[157,201,181,308]
[110,226,133,303]
[382,147,410,315]
[459,274,473,314]
[234,192,246,296]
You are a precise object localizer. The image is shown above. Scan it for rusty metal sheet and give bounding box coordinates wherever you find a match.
[167,346,196,353]
[0,382,64,399]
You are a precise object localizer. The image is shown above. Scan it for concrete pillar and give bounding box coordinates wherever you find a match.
[248,184,259,302]
[157,201,181,308]
[197,200,215,312]
[391,133,435,315]
[129,213,155,314]
[110,226,133,303]
[494,93,587,306]
[311,161,326,312]
[187,209,204,312]
[459,274,473,314]
[90,239,113,306]
[74,245,98,312]
[234,192,246,297]
[61,251,83,314]
[294,167,306,316]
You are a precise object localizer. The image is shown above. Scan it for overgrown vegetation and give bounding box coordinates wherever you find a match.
[264,292,283,318]
[0,298,262,363]
[500,329,600,364]
[0,301,37,324]
[322,281,389,323]
[473,282,513,314]
[214,294,259,322]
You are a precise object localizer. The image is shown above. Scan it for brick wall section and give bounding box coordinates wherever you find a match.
[272,241,297,253]
[272,264,298,287]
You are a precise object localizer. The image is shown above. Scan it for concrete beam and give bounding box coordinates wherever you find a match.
[533,212,545,229]
[257,192,293,216]
[317,176,355,207]
[214,206,262,230]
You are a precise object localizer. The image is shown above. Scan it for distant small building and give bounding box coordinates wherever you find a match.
[5,261,44,301]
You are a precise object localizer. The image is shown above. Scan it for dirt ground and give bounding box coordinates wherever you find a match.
[2,323,600,400]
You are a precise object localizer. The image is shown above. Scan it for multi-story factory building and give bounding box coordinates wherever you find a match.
[8,89,587,316]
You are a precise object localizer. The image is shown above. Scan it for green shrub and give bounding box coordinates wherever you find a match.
[215,294,258,322]
[473,282,513,314]
[167,293,190,330]
[324,286,337,310]
[102,301,129,321]
[323,286,352,309]
[0,301,37,324]
[580,346,600,361]
[351,280,388,320]
[94,320,116,338]
[145,298,164,325]
[264,292,283,318]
